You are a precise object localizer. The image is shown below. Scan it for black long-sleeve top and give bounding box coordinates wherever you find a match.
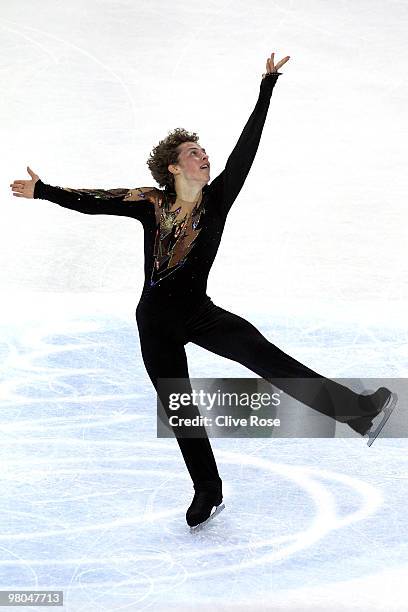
[34,72,281,313]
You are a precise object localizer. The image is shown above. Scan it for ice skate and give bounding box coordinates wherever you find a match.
[365,390,398,447]
[186,482,225,531]
[189,501,226,532]
[347,387,398,445]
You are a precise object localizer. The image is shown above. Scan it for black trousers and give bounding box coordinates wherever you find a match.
[136,296,369,488]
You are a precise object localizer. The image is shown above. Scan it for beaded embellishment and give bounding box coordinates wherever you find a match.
[150,191,206,286]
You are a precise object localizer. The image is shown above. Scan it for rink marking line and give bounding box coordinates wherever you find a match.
[0,447,383,581]
[0,393,147,406]
[0,412,146,433]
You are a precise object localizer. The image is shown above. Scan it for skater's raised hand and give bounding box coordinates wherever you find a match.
[262,51,290,79]
[10,166,40,199]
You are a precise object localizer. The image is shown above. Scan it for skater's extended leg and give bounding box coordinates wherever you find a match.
[187,300,384,430]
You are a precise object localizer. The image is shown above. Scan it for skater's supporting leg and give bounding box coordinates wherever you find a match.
[137,320,222,487]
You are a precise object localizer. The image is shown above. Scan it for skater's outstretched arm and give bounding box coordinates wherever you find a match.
[10,167,155,220]
[209,51,290,218]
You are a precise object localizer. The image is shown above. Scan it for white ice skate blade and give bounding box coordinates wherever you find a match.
[366,392,398,447]
[189,503,225,533]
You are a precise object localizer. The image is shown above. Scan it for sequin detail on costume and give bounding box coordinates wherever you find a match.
[60,186,154,202]
[150,192,206,286]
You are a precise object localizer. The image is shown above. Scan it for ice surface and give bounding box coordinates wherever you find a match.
[0,293,407,611]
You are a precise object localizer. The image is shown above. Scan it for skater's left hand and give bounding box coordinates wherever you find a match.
[262,52,290,79]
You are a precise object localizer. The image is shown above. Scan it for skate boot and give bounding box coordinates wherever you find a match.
[347,387,398,447]
[186,480,225,531]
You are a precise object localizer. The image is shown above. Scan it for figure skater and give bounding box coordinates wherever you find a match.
[10,51,397,531]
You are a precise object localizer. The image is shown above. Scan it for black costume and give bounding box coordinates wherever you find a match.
[33,72,379,496]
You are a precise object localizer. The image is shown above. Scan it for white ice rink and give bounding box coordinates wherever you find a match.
[1,0,408,610]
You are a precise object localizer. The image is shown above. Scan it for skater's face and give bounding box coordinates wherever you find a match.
[168,142,210,187]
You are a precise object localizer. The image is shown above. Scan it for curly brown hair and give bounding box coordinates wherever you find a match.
[146,127,200,193]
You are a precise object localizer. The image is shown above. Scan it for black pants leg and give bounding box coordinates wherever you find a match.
[186,299,367,424]
[136,309,221,488]
[136,297,371,488]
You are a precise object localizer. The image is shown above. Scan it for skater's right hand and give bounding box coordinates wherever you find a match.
[10,166,40,199]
